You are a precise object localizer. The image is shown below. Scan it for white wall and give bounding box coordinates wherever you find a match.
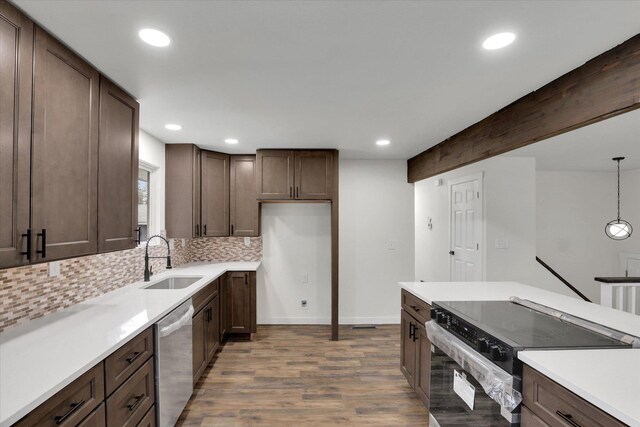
[257,160,415,325]
[535,170,640,302]
[257,203,332,324]
[415,157,545,289]
[339,160,415,324]
[139,130,165,235]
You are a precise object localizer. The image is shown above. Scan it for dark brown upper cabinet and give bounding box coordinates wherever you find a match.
[166,144,201,239]
[295,150,334,199]
[31,25,100,262]
[0,3,33,269]
[230,155,260,237]
[98,77,139,253]
[256,150,334,200]
[256,150,295,200]
[1,3,139,268]
[201,151,230,237]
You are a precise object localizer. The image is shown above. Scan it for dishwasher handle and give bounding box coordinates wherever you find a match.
[159,304,194,338]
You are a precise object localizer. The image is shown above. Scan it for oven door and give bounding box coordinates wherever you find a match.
[427,322,520,427]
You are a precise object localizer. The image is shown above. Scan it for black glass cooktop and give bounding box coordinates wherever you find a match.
[435,300,629,350]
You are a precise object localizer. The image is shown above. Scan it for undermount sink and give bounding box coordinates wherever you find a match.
[144,276,202,290]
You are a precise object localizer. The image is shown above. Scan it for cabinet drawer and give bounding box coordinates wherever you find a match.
[523,365,626,427]
[401,289,431,325]
[77,403,106,427]
[105,327,153,395]
[136,406,156,427]
[193,278,219,314]
[522,405,550,427]
[15,363,104,427]
[106,359,155,427]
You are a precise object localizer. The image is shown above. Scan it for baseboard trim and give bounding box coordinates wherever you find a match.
[257,316,400,325]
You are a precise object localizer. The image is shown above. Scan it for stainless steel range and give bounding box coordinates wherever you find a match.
[427,299,634,426]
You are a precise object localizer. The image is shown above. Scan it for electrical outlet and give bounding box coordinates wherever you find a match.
[244,237,251,247]
[169,239,175,251]
[388,240,397,250]
[302,273,309,284]
[48,261,60,278]
[301,299,308,309]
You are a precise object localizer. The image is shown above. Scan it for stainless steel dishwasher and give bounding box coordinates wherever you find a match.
[154,299,194,426]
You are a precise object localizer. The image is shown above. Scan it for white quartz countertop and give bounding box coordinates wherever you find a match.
[518,349,640,427]
[0,261,260,427]
[399,281,640,426]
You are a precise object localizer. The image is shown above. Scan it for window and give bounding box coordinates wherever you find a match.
[138,167,151,243]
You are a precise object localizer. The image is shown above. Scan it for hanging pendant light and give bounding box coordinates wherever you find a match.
[605,157,633,240]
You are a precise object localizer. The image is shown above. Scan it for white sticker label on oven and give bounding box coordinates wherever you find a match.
[453,370,475,410]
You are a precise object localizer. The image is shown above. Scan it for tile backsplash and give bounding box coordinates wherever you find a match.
[0,236,261,332]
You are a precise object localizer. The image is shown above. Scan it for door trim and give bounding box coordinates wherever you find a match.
[619,252,640,276]
[448,172,485,281]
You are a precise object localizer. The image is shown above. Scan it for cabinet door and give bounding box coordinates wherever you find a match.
[294,150,333,199]
[230,155,259,236]
[97,77,139,252]
[400,309,417,388]
[415,323,431,407]
[219,274,228,338]
[201,151,229,237]
[192,308,207,385]
[31,26,99,261]
[205,295,220,361]
[228,272,251,333]
[0,3,32,268]
[256,150,294,200]
[166,144,201,238]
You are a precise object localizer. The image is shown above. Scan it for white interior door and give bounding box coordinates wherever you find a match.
[619,253,640,277]
[627,257,640,277]
[450,176,483,281]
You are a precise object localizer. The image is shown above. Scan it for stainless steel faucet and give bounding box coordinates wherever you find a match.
[144,235,172,281]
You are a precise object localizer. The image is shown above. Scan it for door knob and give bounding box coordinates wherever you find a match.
[449,250,455,255]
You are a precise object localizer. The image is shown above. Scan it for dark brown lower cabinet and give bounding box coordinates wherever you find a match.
[400,309,417,386]
[76,403,105,427]
[522,365,626,427]
[192,306,207,384]
[400,290,431,408]
[206,294,221,360]
[15,327,155,427]
[415,323,431,406]
[135,407,156,427]
[219,274,228,337]
[14,363,105,427]
[227,271,257,335]
[192,280,221,385]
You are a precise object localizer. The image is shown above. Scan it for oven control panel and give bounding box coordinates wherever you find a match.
[430,305,515,374]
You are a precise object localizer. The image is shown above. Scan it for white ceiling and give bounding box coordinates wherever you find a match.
[14,0,640,159]
[504,108,640,172]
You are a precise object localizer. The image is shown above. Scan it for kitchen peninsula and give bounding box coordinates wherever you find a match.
[399,281,640,426]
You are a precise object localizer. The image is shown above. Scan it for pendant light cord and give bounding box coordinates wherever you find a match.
[617,158,621,222]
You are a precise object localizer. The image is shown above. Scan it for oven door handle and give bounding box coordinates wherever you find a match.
[425,320,522,412]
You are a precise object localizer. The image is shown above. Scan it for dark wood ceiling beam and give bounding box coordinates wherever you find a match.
[407,33,640,183]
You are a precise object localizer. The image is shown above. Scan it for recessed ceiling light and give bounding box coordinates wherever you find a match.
[139,28,171,47]
[482,32,516,50]
[376,139,391,146]
[165,124,182,131]
[225,138,239,144]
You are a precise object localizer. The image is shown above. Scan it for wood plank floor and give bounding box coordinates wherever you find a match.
[177,325,429,426]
